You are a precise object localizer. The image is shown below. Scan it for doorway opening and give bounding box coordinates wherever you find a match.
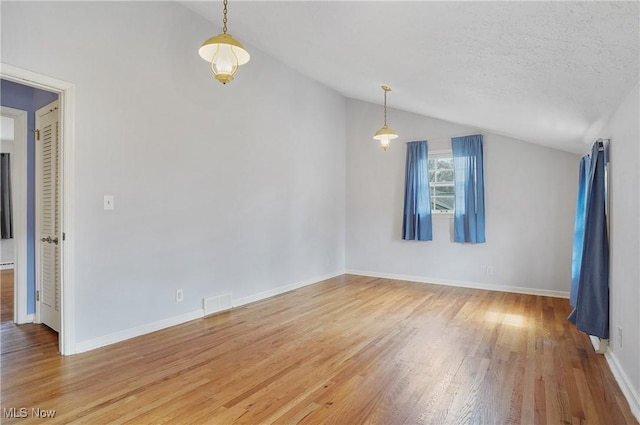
[1,64,76,355]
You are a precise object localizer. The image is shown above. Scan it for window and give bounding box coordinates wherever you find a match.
[428,150,454,214]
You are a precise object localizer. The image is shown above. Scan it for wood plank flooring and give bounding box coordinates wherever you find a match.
[1,273,637,424]
[0,270,58,356]
[1,269,14,322]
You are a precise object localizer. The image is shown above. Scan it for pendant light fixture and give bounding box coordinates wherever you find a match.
[373,85,398,151]
[199,0,250,84]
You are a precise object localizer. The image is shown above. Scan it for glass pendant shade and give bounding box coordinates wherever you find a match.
[373,125,398,151]
[199,33,250,84]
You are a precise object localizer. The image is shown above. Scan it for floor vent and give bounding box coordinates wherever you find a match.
[204,293,232,316]
[0,262,15,270]
[589,335,608,354]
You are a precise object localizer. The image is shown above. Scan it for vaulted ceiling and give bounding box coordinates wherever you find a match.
[182,1,639,154]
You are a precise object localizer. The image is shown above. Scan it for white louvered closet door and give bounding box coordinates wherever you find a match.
[36,100,60,332]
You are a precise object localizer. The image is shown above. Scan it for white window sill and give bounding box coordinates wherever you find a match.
[432,212,454,218]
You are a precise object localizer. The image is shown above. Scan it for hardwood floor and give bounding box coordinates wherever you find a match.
[1,269,14,322]
[1,274,637,424]
[0,270,58,357]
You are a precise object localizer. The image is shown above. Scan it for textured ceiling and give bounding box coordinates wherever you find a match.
[182,1,639,154]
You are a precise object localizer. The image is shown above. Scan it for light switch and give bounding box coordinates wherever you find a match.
[103,195,115,210]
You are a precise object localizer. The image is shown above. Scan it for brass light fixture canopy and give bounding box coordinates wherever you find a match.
[199,0,250,84]
[373,86,398,151]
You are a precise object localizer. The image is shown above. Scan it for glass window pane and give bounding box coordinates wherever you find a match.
[436,170,454,182]
[438,158,453,169]
[433,196,454,211]
[429,155,454,212]
[434,186,454,196]
[434,198,447,210]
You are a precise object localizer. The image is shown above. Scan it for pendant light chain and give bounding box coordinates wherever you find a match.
[384,90,388,127]
[222,0,228,34]
[372,85,398,150]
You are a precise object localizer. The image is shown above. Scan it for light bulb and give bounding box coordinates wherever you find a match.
[380,137,391,151]
[211,44,239,84]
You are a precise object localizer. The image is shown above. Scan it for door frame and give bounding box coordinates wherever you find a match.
[0,106,29,324]
[1,63,76,355]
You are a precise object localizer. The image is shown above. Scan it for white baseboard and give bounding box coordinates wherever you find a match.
[74,309,205,354]
[74,270,345,354]
[15,313,34,324]
[0,262,15,270]
[346,269,570,299]
[233,270,345,307]
[605,351,640,421]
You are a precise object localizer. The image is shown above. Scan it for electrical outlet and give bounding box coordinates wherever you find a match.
[486,266,494,275]
[176,289,184,303]
[617,326,622,347]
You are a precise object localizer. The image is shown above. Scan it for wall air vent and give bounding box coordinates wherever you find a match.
[203,293,232,316]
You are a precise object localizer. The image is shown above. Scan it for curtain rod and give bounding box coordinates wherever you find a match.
[594,138,610,152]
[597,138,610,149]
[405,133,485,144]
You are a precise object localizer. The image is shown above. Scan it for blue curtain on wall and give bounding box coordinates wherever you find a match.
[570,155,590,307]
[452,134,485,243]
[568,141,609,339]
[402,141,432,241]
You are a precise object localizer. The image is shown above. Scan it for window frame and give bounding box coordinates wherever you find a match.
[428,149,455,215]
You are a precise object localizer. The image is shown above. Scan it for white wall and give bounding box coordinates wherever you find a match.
[1,2,346,345]
[1,116,14,140]
[601,82,640,418]
[346,99,579,295]
[1,116,15,265]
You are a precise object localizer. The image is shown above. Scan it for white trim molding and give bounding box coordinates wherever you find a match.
[1,107,28,324]
[0,262,15,270]
[346,269,570,299]
[232,271,345,307]
[74,271,345,354]
[16,313,35,325]
[75,309,205,354]
[605,351,640,421]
